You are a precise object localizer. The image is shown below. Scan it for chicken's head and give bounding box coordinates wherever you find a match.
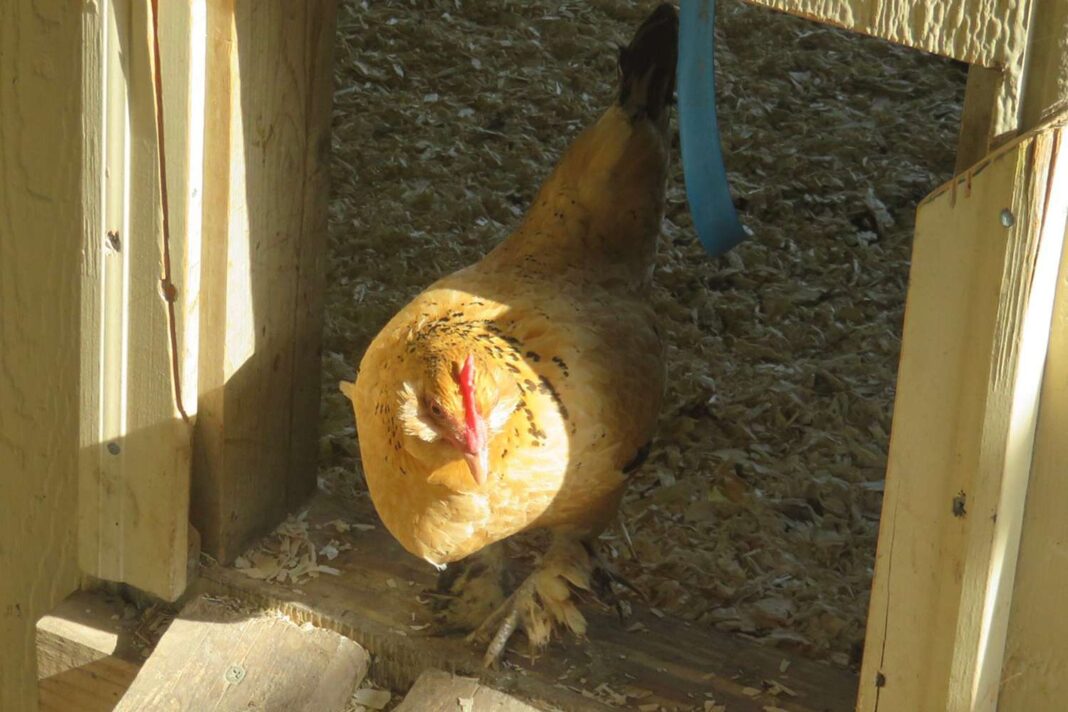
[398,352,518,486]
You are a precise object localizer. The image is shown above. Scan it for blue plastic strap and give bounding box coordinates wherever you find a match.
[677,0,747,256]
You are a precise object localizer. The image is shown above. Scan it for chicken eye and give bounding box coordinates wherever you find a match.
[428,402,444,419]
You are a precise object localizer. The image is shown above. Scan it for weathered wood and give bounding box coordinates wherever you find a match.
[196,493,858,712]
[115,594,368,711]
[0,2,84,709]
[857,115,1068,712]
[396,670,541,712]
[192,0,336,564]
[37,591,142,712]
[78,0,193,602]
[741,0,1029,69]
[999,147,1068,710]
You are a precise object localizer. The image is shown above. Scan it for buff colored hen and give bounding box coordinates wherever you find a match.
[341,3,677,666]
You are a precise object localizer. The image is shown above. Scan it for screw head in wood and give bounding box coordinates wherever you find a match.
[999,209,1015,228]
[106,442,120,455]
[224,664,246,684]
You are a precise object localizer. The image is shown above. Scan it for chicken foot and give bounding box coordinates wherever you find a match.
[466,533,594,668]
[424,542,512,635]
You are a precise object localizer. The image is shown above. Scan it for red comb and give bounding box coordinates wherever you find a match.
[459,355,483,451]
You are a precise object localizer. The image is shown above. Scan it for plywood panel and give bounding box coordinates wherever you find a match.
[0,2,84,709]
[857,117,1068,711]
[192,0,336,563]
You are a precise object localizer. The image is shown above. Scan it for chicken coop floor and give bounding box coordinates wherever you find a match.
[320,0,966,677]
[197,492,858,712]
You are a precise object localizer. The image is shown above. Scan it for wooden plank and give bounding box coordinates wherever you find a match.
[192,0,336,564]
[856,116,1068,712]
[196,492,858,712]
[956,65,1002,172]
[78,0,193,602]
[115,595,368,711]
[396,670,540,712]
[0,2,85,709]
[741,0,1029,69]
[998,137,1068,711]
[37,591,143,712]
[40,657,141,712]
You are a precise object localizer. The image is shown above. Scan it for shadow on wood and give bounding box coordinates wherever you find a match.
[192,0,336,564]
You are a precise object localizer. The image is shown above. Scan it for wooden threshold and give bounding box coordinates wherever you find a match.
[195,492,858,712]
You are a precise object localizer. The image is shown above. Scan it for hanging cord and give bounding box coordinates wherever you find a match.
[149,0,190,423]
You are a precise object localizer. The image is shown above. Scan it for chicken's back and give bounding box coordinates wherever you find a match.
[482,3,677,291]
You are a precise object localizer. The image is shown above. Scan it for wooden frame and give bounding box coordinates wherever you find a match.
[856,116,1067,712]
[742,1,1068,709]
[78,0,197,604]
[192,0,336,565]
[1,3,84,709]
[3,0,334,708]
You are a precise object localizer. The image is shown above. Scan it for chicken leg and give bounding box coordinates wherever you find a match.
[466,533,596,667]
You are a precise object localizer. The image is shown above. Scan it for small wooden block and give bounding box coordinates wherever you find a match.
[395,670,542,712]
[115,595,368,711]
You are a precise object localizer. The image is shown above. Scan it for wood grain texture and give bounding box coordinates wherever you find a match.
[78,0,192,603]
[742,0,1029,68]
[999,126,1068,710]
[192,0,336,564]
[395,670,540,712]
[37,591,142,712]
[115,595,368,711]
[857,116,1068,712]
[0,1,85,709]
[196,493,859,712]
[944,120,1066,712]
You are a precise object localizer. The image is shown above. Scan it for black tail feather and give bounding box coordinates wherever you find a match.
[618,3,678,121]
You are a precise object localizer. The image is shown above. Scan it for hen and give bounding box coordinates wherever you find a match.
[341,3,677,665]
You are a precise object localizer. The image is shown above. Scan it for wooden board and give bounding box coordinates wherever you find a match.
[192,0,336,564]
[396,670,540,712]
[741,0,1029,69]
[115,594,368,711]
[78,0,193,603]
[857,116,1068,712]
[996,125,1068,711]
[196,493,859,712]
[0,1,85,709]
[37,591,143,712]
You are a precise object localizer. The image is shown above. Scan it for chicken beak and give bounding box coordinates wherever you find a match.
[463,447,490,486]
